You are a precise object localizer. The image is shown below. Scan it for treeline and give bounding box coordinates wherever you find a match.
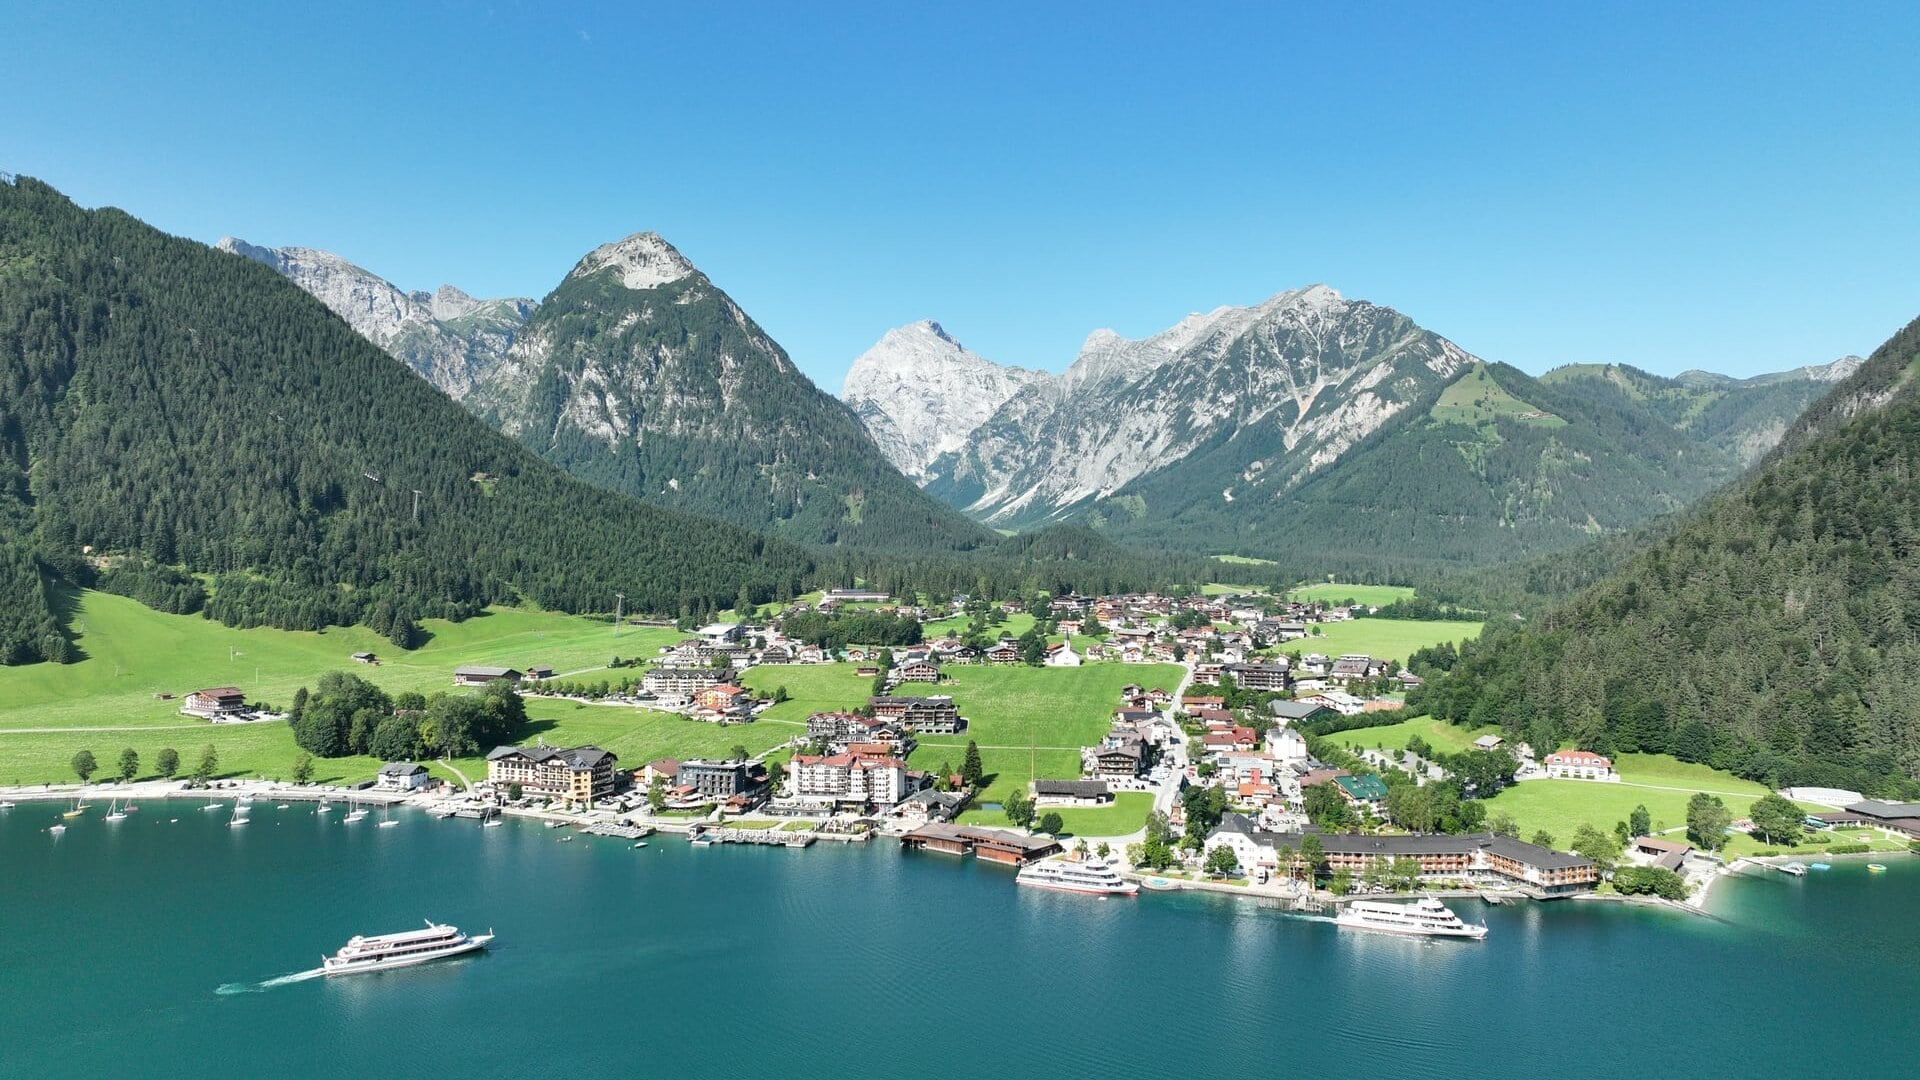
[780,610,922,651]
[94,560,206,615]
[1412,313,1920,797]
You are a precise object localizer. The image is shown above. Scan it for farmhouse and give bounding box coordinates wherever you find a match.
[893,659,942,683]
[180,687,248,719]
[1031,779,1114,807]
[453,666,521,688]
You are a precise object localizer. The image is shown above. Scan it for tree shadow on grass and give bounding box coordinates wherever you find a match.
[47,581,91,664]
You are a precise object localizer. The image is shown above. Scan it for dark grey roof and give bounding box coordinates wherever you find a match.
[1032,779,1111,798]
[1270,701,1331,720]
[1849,800,1920,819]
[455,665,518,678]
[1482,834,1593,870]
[379,761,426,775]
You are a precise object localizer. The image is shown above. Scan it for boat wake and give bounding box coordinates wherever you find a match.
[215,968,325,995]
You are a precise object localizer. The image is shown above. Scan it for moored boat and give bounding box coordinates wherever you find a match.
[1015,855,1139,896]
[321,921,493,976]
[1335,896,1488,940]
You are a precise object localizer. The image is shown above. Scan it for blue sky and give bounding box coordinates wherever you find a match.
[4,1,1916,388]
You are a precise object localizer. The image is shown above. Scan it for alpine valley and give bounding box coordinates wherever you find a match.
[845,290,1857,574]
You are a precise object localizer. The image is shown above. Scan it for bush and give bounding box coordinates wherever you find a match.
[1827,842,1870,855]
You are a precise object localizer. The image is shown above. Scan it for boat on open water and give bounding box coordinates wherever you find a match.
[321,921,493,976]
[1335,896,1488,940]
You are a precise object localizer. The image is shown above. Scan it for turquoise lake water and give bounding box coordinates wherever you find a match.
[3,802,1917,1078]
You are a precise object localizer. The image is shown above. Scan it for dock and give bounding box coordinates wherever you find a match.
[689,826,813,847]
[581,822,654,840]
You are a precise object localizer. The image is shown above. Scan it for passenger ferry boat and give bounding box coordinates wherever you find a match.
[322,921,494,976]
[1014,856,1139,896]
[1335,895,1488,940]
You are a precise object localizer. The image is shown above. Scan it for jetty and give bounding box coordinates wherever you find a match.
[689,826,813,848]
[581,822,654,840]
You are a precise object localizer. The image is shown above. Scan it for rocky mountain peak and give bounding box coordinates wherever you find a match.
[842,320,1053,481]
[567,231,697,291]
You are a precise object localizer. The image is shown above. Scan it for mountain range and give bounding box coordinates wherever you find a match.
[844,290,1856,571]
[221,233,990,552]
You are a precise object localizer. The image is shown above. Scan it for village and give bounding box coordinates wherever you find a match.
[111,583,1918,912]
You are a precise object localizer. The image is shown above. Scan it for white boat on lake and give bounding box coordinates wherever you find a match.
[1335,896,1487,940]
[1015,855,1139,896]
[321,921,493,976]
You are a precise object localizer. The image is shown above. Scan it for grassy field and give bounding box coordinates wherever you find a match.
[0,589,705,787]
[1328,715,1501,756]
[745,661,1179,805]
[1286,583,1417,606]
[1481,753,1779,843]
[920,612,1038,640]
[1201,582,1269,596]
[959,791,1155,837]
[1428,363,1565,430]
[1278,618,1482,663]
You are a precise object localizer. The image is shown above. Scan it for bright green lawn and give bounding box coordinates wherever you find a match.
[1278,618,1482,664]
[960,791,1155,837]
[0,589,678,731]
[920,612,1038,640]
[1332,715,1500,756]
[1286,583,1416,606]
[1482,755,1776,843]
[0,589,699,786]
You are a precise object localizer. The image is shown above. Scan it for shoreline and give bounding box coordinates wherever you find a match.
[7,781,1906,923]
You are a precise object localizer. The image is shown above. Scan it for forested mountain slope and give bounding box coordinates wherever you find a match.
[1413,314,1920,795]
[0,177,816,662]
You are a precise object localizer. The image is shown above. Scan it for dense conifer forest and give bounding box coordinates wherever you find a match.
[1413,315,1920,794]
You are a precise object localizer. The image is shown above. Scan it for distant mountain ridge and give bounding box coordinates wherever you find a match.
[845,291,1853,571]
[215,238,534,399]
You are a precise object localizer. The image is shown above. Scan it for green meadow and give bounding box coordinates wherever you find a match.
[1278,618,1482,663]
[1286,583,1417,607]
[0,589,695,786]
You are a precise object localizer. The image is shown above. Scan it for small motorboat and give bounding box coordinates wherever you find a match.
[0,800,15,810]
[1809,862,1832,871]
[277,803,291,810]
[556,835,573,843]
[49,822,66,835]
[632,841,649,849]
